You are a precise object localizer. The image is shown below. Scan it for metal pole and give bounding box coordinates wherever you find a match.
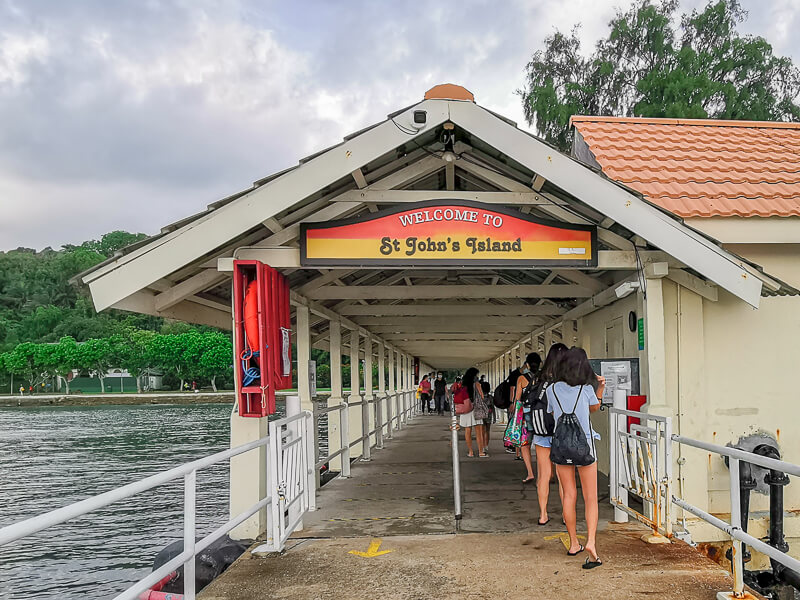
[450,407,462,521]
[183,471,196,600]
[729,458,745,597]
[663,416,673,536]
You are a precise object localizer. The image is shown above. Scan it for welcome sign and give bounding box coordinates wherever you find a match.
[300,201,597,267]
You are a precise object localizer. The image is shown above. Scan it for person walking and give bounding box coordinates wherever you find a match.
[463,367,489,457]
[479,375,494,443]
[530,343,568,525]
[448,376,461,414]
[433,372,447,415]
[547,347,605,569]
[510,353,541,483]
[418,374,432,414]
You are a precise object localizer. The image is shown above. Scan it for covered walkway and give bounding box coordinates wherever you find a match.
[297,414,614,538]
[199,415,743,600]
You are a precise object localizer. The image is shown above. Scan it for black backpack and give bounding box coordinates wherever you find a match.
[525,380,555,436]
[550,385,595,466]
[493,379,511,410]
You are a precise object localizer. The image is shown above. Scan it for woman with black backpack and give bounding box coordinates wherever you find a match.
[509,352,541,483]
[546,347,605,569]
[528,343,568,526]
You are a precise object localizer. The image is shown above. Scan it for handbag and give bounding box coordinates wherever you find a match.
[550,385,595,466]
[453,386,473,415]
[503,399,530,446]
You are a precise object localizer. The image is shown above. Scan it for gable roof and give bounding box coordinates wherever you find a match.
[571,115,800,219]
[78,92,797,317]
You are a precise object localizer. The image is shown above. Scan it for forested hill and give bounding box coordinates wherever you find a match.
[0,231,175,350]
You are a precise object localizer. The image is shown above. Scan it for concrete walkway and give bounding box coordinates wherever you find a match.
[200,413,752,600]
[295,413,612,538]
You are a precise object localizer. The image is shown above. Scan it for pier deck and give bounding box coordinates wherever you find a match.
[200,415,748,600]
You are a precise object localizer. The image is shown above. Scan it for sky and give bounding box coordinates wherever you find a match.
[1,0,799,251]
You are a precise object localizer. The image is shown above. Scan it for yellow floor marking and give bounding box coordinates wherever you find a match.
[348,538,393,558]
[544,532,587,551]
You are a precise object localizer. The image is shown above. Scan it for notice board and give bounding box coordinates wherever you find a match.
[588,358,640,405]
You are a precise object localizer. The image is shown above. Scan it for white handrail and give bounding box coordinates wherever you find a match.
[0,435,272,547]
[610,407,800,599]
[1,388,415,599]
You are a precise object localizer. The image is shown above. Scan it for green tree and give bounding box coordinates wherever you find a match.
[520,0,800,150]
[196,331,233,392]
[1,342,47,389]
[75,337,118,393]
[116,328,156,393]
[53,337,80,394]
[150,333,193,391]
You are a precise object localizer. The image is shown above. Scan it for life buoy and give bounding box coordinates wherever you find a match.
[243,280,259,351]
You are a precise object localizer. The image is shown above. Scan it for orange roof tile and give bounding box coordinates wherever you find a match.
[570,115,800,218]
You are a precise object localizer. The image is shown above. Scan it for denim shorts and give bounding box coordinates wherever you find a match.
[533,434,552,448]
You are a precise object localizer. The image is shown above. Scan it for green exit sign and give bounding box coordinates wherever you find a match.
[637,318,645,351]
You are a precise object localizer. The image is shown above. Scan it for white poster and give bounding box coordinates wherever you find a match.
[600,360,632,404]
[281,327,291,377]
[309,360,317,396]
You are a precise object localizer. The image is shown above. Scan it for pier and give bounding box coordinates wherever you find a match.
[200,415,741,600]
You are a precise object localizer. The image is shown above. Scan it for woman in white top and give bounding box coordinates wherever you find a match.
[546,347,605,569]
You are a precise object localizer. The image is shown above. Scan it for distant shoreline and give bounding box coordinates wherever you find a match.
[0,391,235,408]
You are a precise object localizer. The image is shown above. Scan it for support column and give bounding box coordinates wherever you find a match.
[328,319,346,473]
[348,329,362,457]
[296,305,312,412]
[387,347,395,436]
[563,319,578,347]
[229,412,268,540]
[643,265,669,414]
[544,328,553,353]
[362,333,373,460]
[377,339,386,448]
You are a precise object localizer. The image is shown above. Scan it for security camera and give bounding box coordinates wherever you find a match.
[409,110,427,130]
[614,280,641,299]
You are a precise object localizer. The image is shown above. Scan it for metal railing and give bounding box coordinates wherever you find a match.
[672,435,800,598]
[310,388,417,478]
[0,387,418,599]
[608,407,673,537]
[0,410,314,600]
[610,407,800,599]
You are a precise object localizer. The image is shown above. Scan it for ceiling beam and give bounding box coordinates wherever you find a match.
[220,249,680,271]
[154,269,229,312]
[353,316,544,327]
[338,304,565,316]
[379,333,520,341]
[551,269,606,294]
[333,189,550,205]
[306,284,593,300]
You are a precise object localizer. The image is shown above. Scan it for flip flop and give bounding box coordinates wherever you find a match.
[522,477,535,484]
[537,518,550,526]
[467,453,474,458]
[582,556,603,569]
[567,545,584,556]
[479,453,489,458]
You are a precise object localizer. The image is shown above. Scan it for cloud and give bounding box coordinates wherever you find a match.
[0,0,798,250]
